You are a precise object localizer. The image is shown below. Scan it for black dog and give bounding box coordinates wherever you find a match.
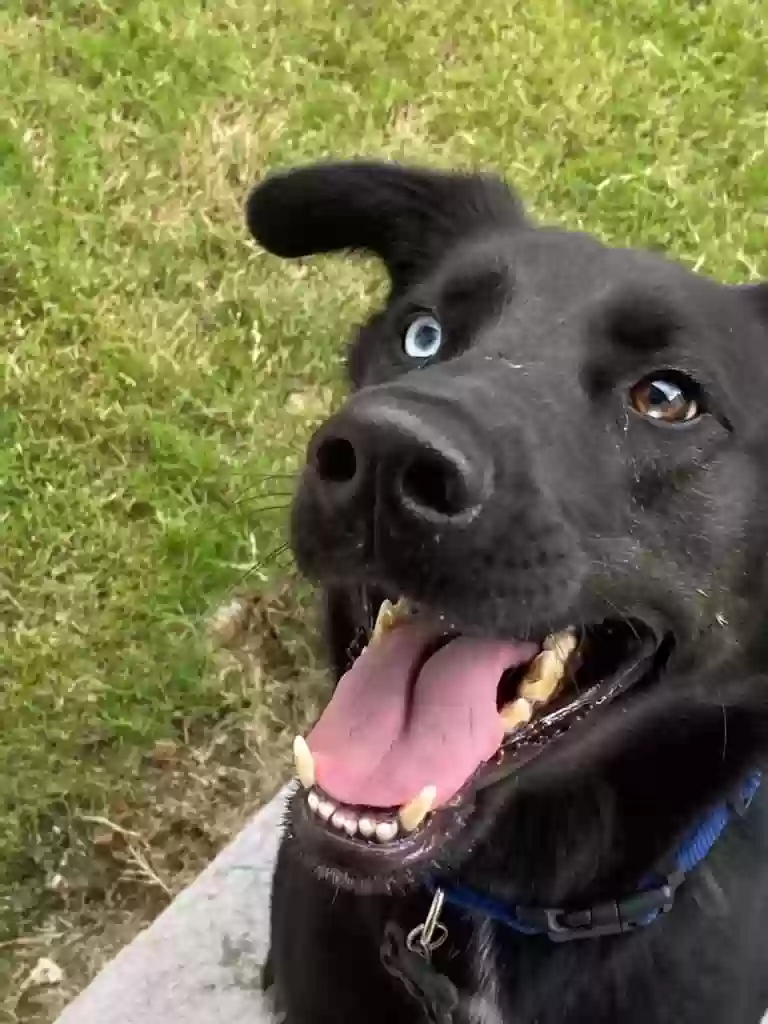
[245,161,768,1024]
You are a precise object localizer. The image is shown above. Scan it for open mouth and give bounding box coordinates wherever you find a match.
[293,598,665,870]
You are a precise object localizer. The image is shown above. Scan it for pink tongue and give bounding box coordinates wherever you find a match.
[307,623,537,808]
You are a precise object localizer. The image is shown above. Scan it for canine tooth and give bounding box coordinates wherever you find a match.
[375,820,398,843]
[307,791,320,814]
[518,631,577,705]
[398,785,437,833]
[343,816,358,837]
[542,629,578,660]
[371,600,395,644]
[293,735,316,789]
[358,817,376,838]
[371,597,411,644]
[518,650,564,703]
[318,799,335,821]
[500,697,533,733]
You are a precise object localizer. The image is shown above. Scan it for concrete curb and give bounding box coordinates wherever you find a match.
[54,786,290,1024]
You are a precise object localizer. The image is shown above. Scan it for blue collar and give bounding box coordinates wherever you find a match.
[434,773,762,943]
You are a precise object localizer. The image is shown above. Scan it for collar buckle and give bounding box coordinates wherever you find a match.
[530,872,685,943]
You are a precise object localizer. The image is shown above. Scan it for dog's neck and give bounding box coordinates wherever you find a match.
[379,772,763,1023]
[431,771,761,943]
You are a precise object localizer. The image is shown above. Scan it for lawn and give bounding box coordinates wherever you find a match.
[0,0,765,1018]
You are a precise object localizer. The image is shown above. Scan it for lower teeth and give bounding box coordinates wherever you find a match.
[305,789,405,844]
[331,810,347,830]
[358,817,376,839]
[375,821,398,843]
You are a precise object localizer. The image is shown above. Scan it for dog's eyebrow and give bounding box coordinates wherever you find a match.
[601,288,682,354]
[439,265,511,316]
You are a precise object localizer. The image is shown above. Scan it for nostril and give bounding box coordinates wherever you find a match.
[314,436,358,484]
[400,453,470,517]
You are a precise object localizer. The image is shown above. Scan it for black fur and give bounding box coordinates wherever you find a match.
[245,161,768,1023]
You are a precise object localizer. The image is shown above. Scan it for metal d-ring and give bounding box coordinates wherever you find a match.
[407,888,449,958]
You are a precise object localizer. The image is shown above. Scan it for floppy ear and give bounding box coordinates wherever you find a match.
[245,160,525,293]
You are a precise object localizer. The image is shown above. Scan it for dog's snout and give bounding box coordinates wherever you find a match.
[309,395,490,523]
[399,448,473,517]
[313,435,358,485]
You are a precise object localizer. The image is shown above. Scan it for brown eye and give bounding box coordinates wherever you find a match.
[630,374,701,424]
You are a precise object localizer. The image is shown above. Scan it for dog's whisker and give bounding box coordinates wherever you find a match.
[232,488,297,505]
[243,503,293,516]
[240,487,296,496]
[234,541,291,585]
[232,471,298,480]
[721,704,728,762]
[596,592,638,636]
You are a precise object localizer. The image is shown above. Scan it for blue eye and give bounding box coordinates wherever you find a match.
[403,315,443,360]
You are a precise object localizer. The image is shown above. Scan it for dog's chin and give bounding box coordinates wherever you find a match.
[286,784,473,895]
[288,589,672,895]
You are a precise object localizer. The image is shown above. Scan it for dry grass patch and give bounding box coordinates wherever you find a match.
[4,578,331,1024]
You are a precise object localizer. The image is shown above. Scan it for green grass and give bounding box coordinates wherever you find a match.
[0,0,765,1016]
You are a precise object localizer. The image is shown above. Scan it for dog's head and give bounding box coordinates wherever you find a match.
[246,161,768,898]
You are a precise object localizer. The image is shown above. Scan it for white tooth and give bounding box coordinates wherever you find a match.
[358,817,376,839]
[500,696,533,733]
[307,791,320,814]
[343,816,358,837]
[331,810,348,831]
[398,785,437,833]
[375,820,398,843]
[318,799,335,821]
[293,735,316,789]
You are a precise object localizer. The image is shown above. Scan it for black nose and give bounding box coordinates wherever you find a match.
[307,393,492,523]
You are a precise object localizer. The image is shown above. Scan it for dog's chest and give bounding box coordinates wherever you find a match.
[461,920,505,1024]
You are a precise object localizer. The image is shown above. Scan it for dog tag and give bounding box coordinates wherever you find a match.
[380,897,460,1024]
